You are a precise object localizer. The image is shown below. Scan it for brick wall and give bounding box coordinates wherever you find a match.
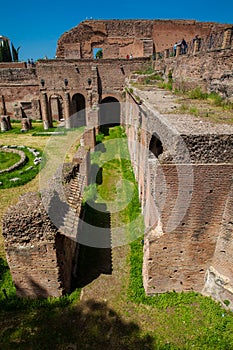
[56,19,228,59]
[154,48,233,99]
[0,67,39,118]
[125,90,233,308]
[143,164,233,295]
[3,191,78,298]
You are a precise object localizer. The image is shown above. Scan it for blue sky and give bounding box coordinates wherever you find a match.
[1,0,232,61]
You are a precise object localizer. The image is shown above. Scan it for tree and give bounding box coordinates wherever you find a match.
[11,43,20,62]
[95,48,103,59]
[0,40,12,62]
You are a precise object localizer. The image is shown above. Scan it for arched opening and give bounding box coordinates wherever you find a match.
[99,97,120,134]
[71,93,86,127]
[50,95,63,121]
[149,133,163,158]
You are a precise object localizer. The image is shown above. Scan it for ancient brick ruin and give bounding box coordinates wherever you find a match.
[1,19,233,307]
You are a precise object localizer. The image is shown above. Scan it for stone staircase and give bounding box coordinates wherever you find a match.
[59,172,86,241]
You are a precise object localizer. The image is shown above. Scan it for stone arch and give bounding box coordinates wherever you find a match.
[149,132,163,158]
[49,94,63,121]
[99,96,120,129]
[70,93,86,127]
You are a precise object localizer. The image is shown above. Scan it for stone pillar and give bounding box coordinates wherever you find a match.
[86,107,99,129]
[91,66,99,107]
[176,45,181,56]
[64,92,71,128]
[41,92,50,130]
[83,127,96,150]
[193,38,201,54]
[0,116,11,132]
[1,95,6,115]
[86,89,92,110]
[0,116,8,132]
[21,118,32,132]
[164,49,170,59]
[222,27,233,49]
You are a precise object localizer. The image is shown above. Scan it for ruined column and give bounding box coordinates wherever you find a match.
[64,92,71,128]
[222,27,233,49]
[0,116,11,132]
[41,92,50,130]
[164,49,170,59]
[21,118,32,132]
[1,95,6,115]
[176,45,181,56]
[193,38,201,54]
[0,116,8,132]
[91,66,99,107]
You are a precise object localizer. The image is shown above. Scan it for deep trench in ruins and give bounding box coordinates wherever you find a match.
[74,125,143,289]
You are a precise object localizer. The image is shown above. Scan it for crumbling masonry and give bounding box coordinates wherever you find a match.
[2,20,233,308]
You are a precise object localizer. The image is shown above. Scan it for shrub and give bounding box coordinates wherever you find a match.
[188,87,208,100]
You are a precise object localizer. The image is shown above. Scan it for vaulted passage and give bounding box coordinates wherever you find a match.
[149,132,163,158]
[71,93,86,127]
[99,97,120,134]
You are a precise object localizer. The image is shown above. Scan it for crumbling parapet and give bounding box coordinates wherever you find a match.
[3,192,78,298]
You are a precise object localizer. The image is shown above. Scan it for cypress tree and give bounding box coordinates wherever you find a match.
[5,40,12,62]
[0,44,3,62]
[1,40,12,62]
[11,43,20,62]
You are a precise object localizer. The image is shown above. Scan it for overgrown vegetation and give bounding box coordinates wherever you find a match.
[134,64,155,75]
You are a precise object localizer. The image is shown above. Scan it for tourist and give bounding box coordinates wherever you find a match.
[129,53,133,59]
[173,42,177,56]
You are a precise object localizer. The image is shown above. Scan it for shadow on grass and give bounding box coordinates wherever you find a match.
[74,201,112,288]
[0,299,154,350]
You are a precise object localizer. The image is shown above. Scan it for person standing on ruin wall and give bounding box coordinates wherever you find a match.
[173,42,177,56]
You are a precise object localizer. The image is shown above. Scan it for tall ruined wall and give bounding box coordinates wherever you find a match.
[154,47,233,99]
[124,90,233,308]
[143,164,233,294]
[56,19,228,59]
